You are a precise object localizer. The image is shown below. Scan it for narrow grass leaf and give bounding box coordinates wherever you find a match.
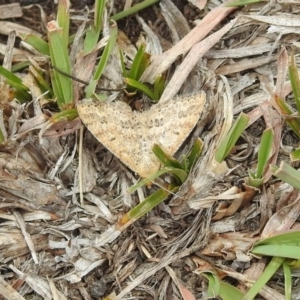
[183,138,203,172]
[56,0,70,49]
[50,69,62,105]
[29,66,53,97]
[251,245,300,259]
[283,262,292,300]
[247,171,264,188]
[111,0,160,21]
[92,22,117,80]
[123,183,178,222]
[271,161,300,190]
[127,166,187,195]
[4,79,28,94]
[0,66,30,101]
[290,147,300,161]
[152,144,184,170]
[289,54,300,112]
[94,0,105,32]
[85,21,118,97]
[202,272,221,297]
[51,109,79,122]
[84,26,100,55]
[274,94,300,139]
[19,33,50,55]
[124,77,155,99]
[0,129,5,144]
[243,256,285,300]
[11,61,30,73]
[127,168,176,194]
[275,94,294,114]
[215,113,249,163]
[256,128,274,178]
[219,281,246,300]
[288,258,300,268]
[225,0,262,6]
[92,93,107,101]
[254,230,300,246]
[0,65,28,91]
[164,167,188,183]
[153,74,165,101]
[128,44,147,81]
[83,0,106,54]
[48,21,73,108]
[136,51,150,80]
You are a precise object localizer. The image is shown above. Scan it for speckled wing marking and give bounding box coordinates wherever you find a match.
[77,92,206,177]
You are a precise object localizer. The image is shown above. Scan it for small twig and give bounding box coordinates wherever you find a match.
[52,65,124,92]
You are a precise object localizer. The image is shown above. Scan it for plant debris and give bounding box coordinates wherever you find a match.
[0,0,300,299]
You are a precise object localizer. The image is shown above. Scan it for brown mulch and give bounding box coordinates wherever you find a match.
[0,0,300,299]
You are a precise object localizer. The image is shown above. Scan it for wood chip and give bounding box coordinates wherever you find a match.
[0,3,22,20]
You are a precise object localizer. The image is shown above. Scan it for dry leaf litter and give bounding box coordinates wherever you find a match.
[0,0,299,299]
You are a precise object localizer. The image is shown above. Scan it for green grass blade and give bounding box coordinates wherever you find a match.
[92,21,117,80]
[85,21,118,97]
[122,183,178,222]
[127,168,176,194]
[4,78,28,93]
[203,272,221,297]
[92,93,107,101]
[256,128,274,178]
[11,61,30,73]
[247,172,264,188]
[251,245,300,259]
[180,138,203,172]
[152,144,184,170]
[289,53,300,112]
[83,0,105,53]
[220,281,246,300]
[124,77,155,99]
[19,33,50,55]
[225,0,262,6]
[51,109,79,122]
[29,66,53,97]
[128,44,150,81]
[243,256,285,300]
[94,0,105,32]
[274,94,300,139]
[0,65,30,101]
[48,21,73,108]
[127,166,187,194]
[283,262,292,300]
[129,140,202,193]
[271,161,300,190]
[164,167,189,183]
[254,230,300,246]
[0,65,28,90]
[111,0,160,21]
[153,74,165,101]
[290,147,300,161]
[50,69,63,105]
[57,0,70,49]
[127,44,144,80]
[84,26,101,54]
[0,129,4,144]
[3,79,29,96]
[215,112,249,163]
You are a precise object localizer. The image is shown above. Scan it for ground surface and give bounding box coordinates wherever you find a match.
[0,0,300,299]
